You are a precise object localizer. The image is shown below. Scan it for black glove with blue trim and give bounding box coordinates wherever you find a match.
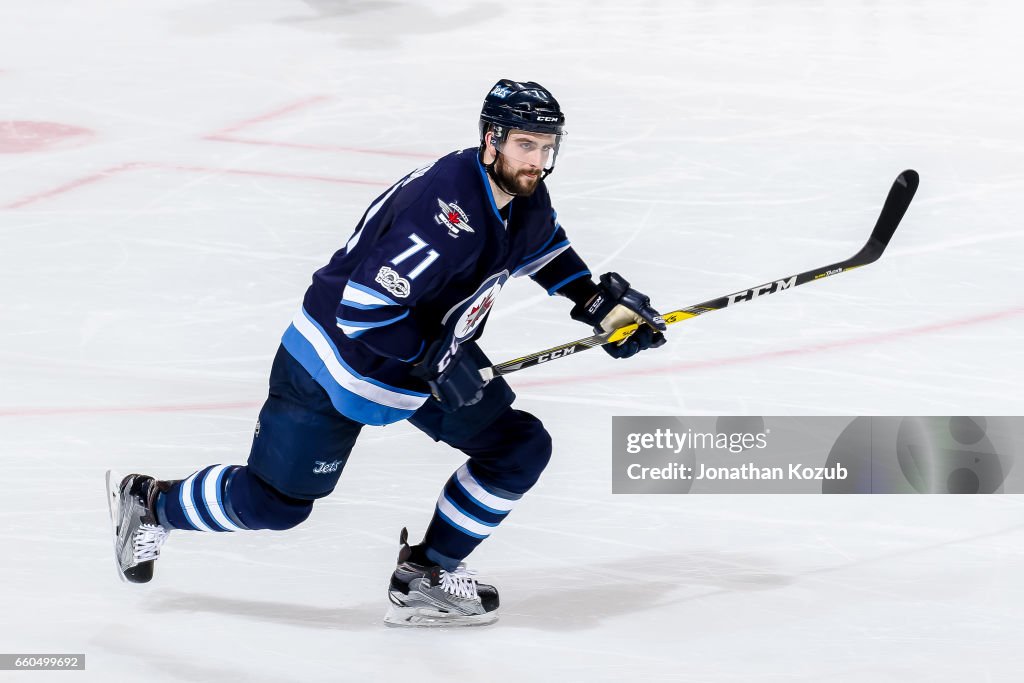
[569,272,667,359]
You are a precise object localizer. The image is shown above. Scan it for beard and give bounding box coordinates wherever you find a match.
[493,152,542,197]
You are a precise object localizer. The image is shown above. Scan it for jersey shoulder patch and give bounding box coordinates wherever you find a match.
[434,197,476,238]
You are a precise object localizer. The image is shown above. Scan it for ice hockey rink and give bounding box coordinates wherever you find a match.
[2,0,1023,680]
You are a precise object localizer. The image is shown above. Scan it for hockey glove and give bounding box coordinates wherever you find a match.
[412,340,490,413]
[570,272,667,359]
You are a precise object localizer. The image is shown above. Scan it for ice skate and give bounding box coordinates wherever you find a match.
[384,528,499,627]
[105,470,169,584]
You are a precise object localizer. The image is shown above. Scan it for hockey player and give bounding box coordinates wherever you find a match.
[106,79,666,626]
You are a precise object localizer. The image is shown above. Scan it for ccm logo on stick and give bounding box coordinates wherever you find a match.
[538,347,575,363]
[726,276,797,305]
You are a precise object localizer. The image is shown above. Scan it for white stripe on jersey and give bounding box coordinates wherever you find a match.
[341,282,397,308]
[292,310,426,411]
[513,243,571,278]
[338,322,367,336]
[345,162,435,252]
[346,183,402,253]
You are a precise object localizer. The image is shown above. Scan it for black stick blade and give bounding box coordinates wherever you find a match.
[863,169,918,258]
[489,169,920,379]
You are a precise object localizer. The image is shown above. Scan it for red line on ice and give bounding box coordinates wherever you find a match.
[204,95,435,159]
[0,401,261,418]
[205,134,438,159]
[2,162,141,209]
[2,162,389,209]
[208,95,333,136]
[512,304,1024,389]
[2,305,1021,419]
[160,163,391,187]
[0,120,95,154]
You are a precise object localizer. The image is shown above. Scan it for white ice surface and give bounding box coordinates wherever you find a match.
[1,1,1023,681]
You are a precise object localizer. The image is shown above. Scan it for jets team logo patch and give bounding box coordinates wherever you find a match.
[460,291,496,337]
[435,198,475,238]
[451,273,508,340]
[375,266,411,298]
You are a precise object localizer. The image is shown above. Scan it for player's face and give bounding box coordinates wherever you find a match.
[494,131,557,196]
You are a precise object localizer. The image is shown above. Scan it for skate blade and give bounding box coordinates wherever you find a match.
[104,469,128,584]
[383,604,498,628]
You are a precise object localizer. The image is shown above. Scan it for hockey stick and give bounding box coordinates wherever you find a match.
[481,169,919,381]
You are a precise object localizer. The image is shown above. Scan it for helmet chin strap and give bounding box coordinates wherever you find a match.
[479,145,554,199]
[482,148,521,197]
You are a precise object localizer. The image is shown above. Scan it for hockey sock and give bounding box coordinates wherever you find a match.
[421,463,521,570]
[156,465,312,532]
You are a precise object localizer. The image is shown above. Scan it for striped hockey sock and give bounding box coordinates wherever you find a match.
[156,464,248,532]
[422,462,521,570]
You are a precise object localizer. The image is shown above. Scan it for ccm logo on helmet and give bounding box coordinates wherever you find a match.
[536,116,559,122]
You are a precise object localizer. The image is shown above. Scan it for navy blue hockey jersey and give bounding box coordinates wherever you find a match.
[281,148,591,425]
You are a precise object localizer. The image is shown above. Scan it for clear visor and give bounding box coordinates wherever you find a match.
[496,132,561,172]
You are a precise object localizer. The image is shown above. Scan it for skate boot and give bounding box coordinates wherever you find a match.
[384,528,499,627]
[105,470,169,583]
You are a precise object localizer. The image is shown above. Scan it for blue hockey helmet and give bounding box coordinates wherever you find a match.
[478,79,565,145]
[479,79,566,188]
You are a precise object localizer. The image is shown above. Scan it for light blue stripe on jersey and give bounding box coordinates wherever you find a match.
[513,240,570,277]
[397,340,425,363]
[545,269,591,295]
[336,310,409,330]
[339,299,387,311]
[475,157,503,224]
[519,220,561,264]
[345,280,401,307]
[282,308,428,426]
[297,309,428,399]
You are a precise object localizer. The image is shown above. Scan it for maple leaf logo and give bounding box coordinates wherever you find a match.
[464,292,494,328]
